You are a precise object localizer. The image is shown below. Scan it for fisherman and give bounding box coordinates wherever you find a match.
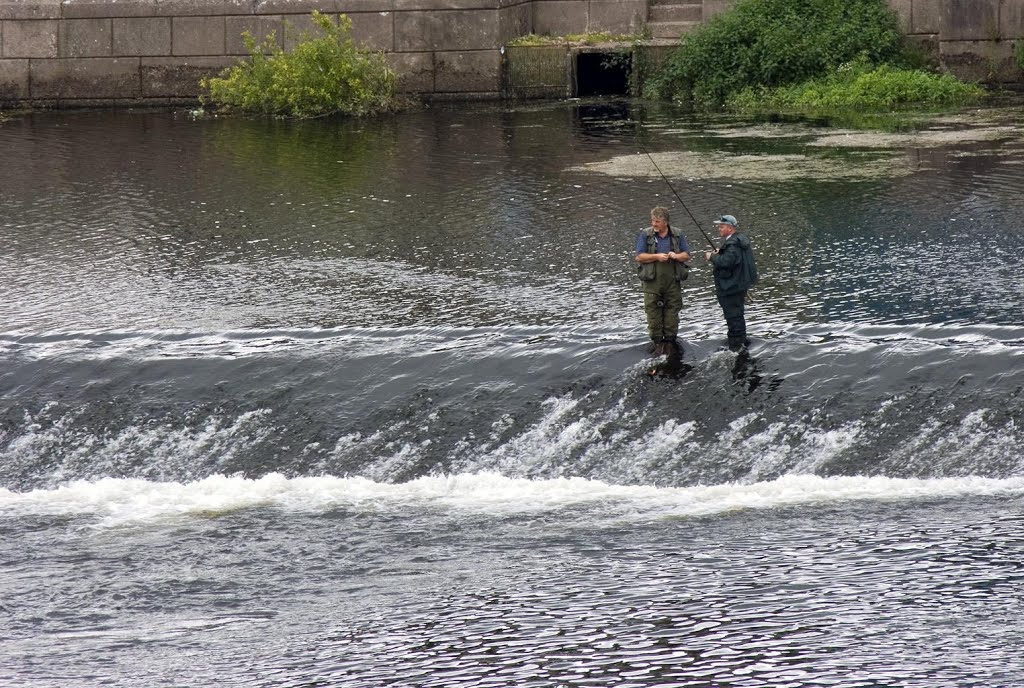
[635,206,691,356]
[704,214,758,352]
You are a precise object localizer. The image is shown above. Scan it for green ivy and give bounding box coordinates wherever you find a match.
[201,12,398,119]
[646,0,908,108]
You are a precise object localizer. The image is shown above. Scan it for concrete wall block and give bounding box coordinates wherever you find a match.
[533,0,586,36]
[634,43,675,69]
[648,3,701,22]
[3,20,58,57]
[340,0,395,11]
[435,48,499,91]
[142,55,235,95]
[498,2,530,43]
[394,0,499,8]
[30,56,140,97]
[588,0,645,32]
[908,0,942,33]
[386,49,432,91]
[225,15,284,53]
[395,9,497,50]
[62,95,164,104]
[941,0,999,40]
[61,0,159,19]
[113,17,171,54]
[889,0,912,32]
[60,18,112,56]
[0,58,30,101]
[1002,0,1024,39]
[349,10,392,50]
[256,0,340,15]
[906,33,939,67]
[173,15,226,54]
[504,43,565,87]
[154,0,258,17]
[281,11,335,49]
[0,0,60,20]
[940,38,1016,80]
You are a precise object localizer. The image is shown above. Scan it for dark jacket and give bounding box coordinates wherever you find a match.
[710,232,758,295]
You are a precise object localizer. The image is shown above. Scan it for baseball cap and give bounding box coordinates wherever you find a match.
[713,214,738,227]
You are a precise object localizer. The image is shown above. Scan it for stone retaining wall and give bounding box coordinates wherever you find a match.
[0,0,540,105]
[0,0,1021,107]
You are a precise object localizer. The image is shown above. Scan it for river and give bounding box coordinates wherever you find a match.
[2,100,1024,687]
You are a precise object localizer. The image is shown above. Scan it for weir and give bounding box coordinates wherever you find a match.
[4,30,1024,688]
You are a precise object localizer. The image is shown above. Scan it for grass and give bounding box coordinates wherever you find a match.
[727,61,986,112]
[508,32,643,47]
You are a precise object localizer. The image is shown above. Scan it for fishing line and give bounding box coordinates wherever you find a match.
[637,136,718,250]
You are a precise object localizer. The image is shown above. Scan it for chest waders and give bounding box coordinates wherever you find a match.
[639,229,685,347]
[644,265,683,345]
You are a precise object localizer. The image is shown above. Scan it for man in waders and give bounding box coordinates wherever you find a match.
[635,206,691,356]
[704,214,758,352]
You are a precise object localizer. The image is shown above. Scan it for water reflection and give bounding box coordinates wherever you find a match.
[2,102,1024,333]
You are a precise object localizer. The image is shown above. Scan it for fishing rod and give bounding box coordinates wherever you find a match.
[637,138,718,251]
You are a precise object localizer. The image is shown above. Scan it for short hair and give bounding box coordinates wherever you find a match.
[650,206,670,222]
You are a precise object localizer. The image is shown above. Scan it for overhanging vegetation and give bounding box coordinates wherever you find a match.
[201,12,398,119]
[646,0,986,112]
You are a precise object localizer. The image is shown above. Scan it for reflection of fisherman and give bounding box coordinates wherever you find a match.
[704,214,758,352]
[635,206,691,354]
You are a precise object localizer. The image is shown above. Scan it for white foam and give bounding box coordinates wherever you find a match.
[2,472,1023,529]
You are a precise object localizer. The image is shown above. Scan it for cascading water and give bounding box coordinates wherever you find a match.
[3,103,1024,688]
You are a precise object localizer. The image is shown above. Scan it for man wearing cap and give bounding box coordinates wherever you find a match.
[635,206,691,355]
[704,214,758,352]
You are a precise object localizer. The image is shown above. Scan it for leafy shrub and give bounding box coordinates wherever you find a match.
[727,59,985,111]
[646,0,906,108]
[202,12,397,118]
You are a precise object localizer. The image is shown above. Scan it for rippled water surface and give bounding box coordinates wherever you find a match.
[3,101,1024,687]
[4,103,1024,333]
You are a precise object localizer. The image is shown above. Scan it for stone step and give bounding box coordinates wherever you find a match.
[648,4,702,22]
[648,20,701,40]
[649,0,702,5]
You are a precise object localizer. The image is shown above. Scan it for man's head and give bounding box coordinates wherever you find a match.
[651,206,670,234]
[713,214,738,237]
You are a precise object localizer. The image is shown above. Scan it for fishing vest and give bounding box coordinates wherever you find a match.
[637,227,690,283]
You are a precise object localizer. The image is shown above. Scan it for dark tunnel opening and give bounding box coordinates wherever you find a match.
[575,51,631,97]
